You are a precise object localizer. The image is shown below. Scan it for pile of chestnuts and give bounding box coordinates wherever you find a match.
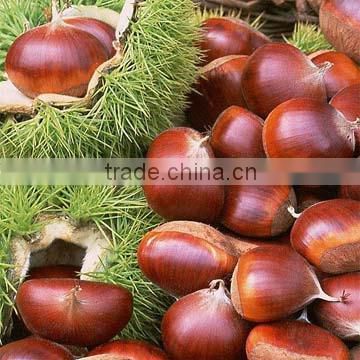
[140,10,360,360]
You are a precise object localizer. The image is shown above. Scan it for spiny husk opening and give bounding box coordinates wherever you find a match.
[11,215,110,283]
[0,185,172,344]
[0,0,200,157]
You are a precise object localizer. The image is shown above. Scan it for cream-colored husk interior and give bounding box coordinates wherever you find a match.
[11,215,110,282]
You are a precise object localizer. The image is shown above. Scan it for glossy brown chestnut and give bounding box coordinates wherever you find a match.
[320,0,360,62]
[64,17,116,58]
[339,185,360,201]
[27,265,80,279]
[263,98,357,158]
[137,221,237,297]
[330,84,360,156]
[88,339,168,359]
[5,14,109,98]
[311,51,360,98]
[187,55,248,130]
[16,279,133,347]
[231,245,341,322]
[246,320,350,360]
[0,337,74,359]
[162,280,251,360]
[310,272,360,341]
[221,185,296,237]
[143,127,224,223]
[291,199,360,274]
[295,186,337,212]
[199,17,270,64]
[241,43,327,118]
[210,106,265,158]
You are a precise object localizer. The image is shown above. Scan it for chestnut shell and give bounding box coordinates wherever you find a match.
[5,21,109,98]
[0,337,74,359]
[16,279,133,347]
[291,199,360,274]
[246,321,350,360]
[320,0,360,63]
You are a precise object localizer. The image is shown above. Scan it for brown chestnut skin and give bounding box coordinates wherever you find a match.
[162,280,251,360]
[295,186,338,212]
[210,106,265,158]
[246,321,350,360]
[310,272,360,341]
[330,84,360,156]
[231,245,339,323]
[200,17,270,64]
[291,199,360,274]
[88,339,168,359]
[320,0,360,63]
[16,279,133,347]
[311,51,360,99]
[0,337,74,359]
[5,20,109,98]
[187,55,248,130]
[241,43,327,118]
[221,185,296,238]
[143,127,224,223]
[137,221,237,297]
[263,98,356,158]
[64,17,116,58]
[27,265,80,279]
[339,185,360,201]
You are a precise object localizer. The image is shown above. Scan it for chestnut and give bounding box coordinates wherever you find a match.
[0,336,74,359]
[5,6,112,98]
[241,43,327,118]
[143,127,224,223]
[186,55,248,130]
[310,272,360,341]
[199,17,270,64]
[246,321,350,360]
[137,221,237,297]
[27,265,80,279]
[16,279,133,347]
[221,185,296,237]
[210,106,265,158]
[330,84,360,156]
[63,17,116,58]
[339,185,360,201]
[231,245,342,322]
[162,280,251,360]
[311,51,360,98]
[263,98,357,158]
[88,339,168,359]
[295,186,337,212]
[320,0,360,63]
[291,199,360,274]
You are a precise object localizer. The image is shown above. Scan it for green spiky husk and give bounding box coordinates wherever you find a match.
[0,0,200,157]
[285,22,332,54]
[0,185,173,344]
